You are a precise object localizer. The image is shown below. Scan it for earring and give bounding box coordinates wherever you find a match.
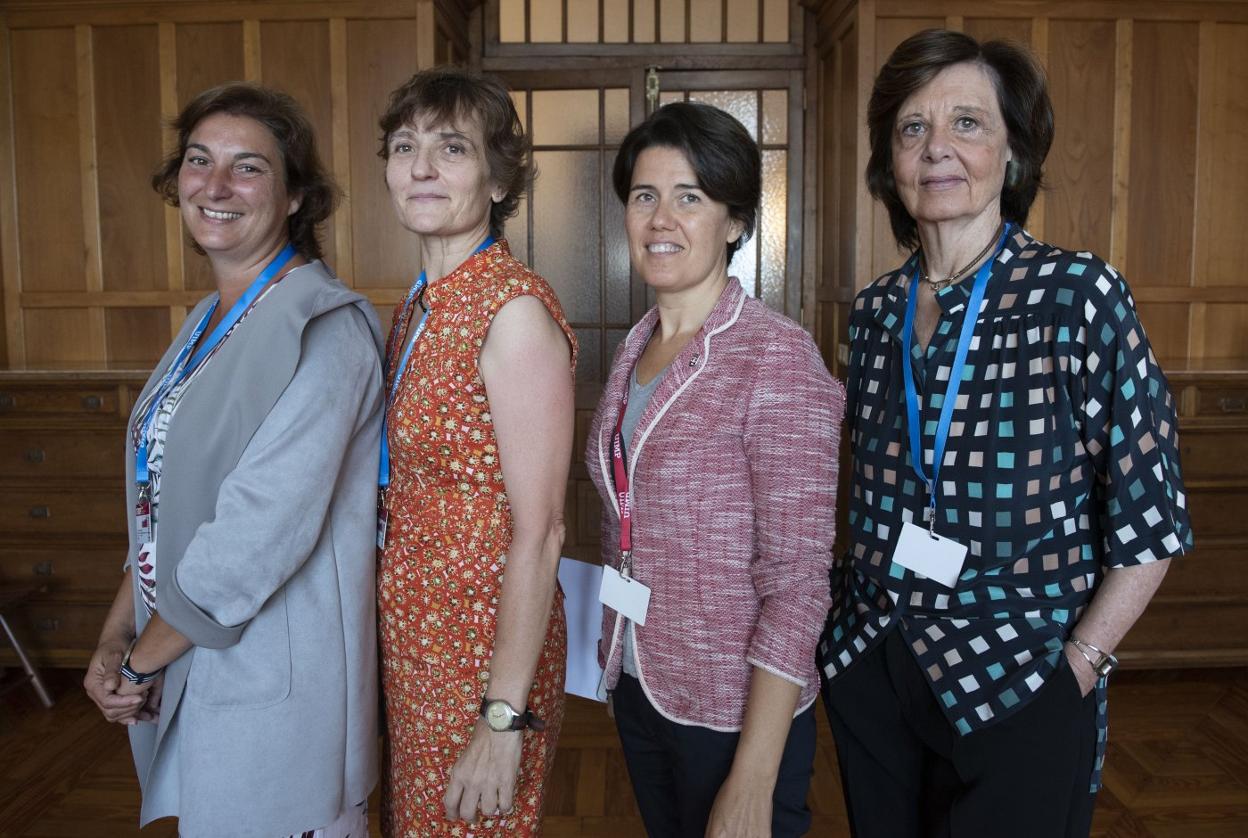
[1005,160,1022,189]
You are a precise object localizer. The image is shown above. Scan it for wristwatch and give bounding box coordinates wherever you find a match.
[480,698,546,732]
[120,640,162,686]
[1069,638,1118,678]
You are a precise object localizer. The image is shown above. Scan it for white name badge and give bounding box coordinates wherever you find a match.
[599,565,651,626]
[892,521,967,589]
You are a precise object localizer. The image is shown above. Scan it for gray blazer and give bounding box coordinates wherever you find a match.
[124,262,383,837]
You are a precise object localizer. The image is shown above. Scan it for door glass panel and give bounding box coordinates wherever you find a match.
[727,0,760,42]
[633,0,656,42]
[762,89,787,144]
[660,0,687,43]
[499,0,525,42]
[691,0,724,42]
[605,154,630,322]
[604,88,630,143]
[604,1,629,43]
[533,149,601,325]
[530,0,563,42]
[533,90,600,144]
[763,0,789,42]
[760,149,788,309]
[689,90,758,141]
[567,0,599,42]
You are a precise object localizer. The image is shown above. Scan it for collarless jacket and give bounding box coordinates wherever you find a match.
[123,261,383,837]
[586,279,846,731]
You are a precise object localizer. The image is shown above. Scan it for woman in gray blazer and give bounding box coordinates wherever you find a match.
[82,83,383,838]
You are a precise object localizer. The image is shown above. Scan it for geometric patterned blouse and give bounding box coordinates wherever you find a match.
[819,226,1193,744]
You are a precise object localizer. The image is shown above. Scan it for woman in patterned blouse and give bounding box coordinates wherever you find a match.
[819,29,1192,838]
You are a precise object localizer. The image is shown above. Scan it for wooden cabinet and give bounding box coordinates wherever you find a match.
[0,371,146,668]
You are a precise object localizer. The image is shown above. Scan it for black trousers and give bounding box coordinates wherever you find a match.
[822,629,1099,838]
[613,674,817,837]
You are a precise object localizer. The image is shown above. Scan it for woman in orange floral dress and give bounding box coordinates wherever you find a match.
[375,68,576,836]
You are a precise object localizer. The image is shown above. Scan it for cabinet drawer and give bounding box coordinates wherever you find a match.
[0,601,110,668]
[0,384,120,418]
[0,429,124,480]
[0,487,125,536]
[1190,384,1248,420]
[0,546,127,600]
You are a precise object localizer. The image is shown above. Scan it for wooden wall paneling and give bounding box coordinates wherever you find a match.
[0,23,24,365]
[868,16,940,280]
[329,18,353,283]
[962,16,1031,45]
[22,309,95,366]
[1025,15,1046,241]
[1126,19,1198,287]
[11,27,86,297]
[852,4,873,293]
[346,17,424,294]
[1135,301,1189,365]
[104,307,170,365]
[260,20,337,271]
[838,24,857,296]
[176,22,245,293]
[93,25,165,302]
[74,26,106,362]
[243,19,261,81]
[158,22,186,337]
[1201,304,1248,360]
[1044,18,1114,256]
[1110,17,1131,270]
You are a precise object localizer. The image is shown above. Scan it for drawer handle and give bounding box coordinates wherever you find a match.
[1218,396,1247,414]
[0,392,13,410]
[81,394,103,410]
[35,618,60,632]
[24,448,46,464]
[32,560,53,576]
[28,505,50,519]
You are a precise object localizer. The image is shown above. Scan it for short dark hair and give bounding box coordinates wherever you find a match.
[866,29,1054,251]
[612,102,760,263]
[152,82,339,260]
[378,67,530,240]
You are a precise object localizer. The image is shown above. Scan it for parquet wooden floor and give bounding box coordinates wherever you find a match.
[2,668,1246,836]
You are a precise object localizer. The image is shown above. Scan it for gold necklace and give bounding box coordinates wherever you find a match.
[919,222,1004,292]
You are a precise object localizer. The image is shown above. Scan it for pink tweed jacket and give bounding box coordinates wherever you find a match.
[587,279,845,731]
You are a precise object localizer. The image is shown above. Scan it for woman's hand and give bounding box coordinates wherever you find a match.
[83,637,145,724]
[443,720,524,822]
[706,767,773,838]
[1064,643,1097,698]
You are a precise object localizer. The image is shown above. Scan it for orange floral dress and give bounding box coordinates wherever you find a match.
[378,240,576,837]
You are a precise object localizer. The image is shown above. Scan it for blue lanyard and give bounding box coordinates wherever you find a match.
[135,243,297,485]
[901,224,1010,530]
[378,236,494,489]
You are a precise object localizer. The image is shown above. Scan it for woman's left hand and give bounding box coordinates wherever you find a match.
[443,720,523,822]
[1064,644,1097,698]
[705,768,772,838]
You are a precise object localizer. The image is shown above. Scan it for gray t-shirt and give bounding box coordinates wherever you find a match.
[619,363,667,679]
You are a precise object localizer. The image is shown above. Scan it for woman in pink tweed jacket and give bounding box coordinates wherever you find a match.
[586,102,845,838]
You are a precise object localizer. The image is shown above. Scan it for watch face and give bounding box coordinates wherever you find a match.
[485,701,514,731]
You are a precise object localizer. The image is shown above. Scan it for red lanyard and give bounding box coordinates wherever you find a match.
[610,376,633,571]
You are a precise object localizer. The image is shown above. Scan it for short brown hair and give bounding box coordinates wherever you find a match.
[378,67,531,240]
[152,82,339,260]
[866,29,1054,251]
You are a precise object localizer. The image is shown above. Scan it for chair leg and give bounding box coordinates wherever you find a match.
[0,612,54,708]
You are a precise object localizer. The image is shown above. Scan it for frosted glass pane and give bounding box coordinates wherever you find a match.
[634,0,656,42]
[760,150,787,311]
[530,0,563,42]
[762,89,787,144]
[690,90,757,141]
[690,0,723,42]
[575,327,601,384]
[732,222,758,298]
[727,0,759,42]
[660,0,686,43]
[659,91,684,107]
[604,88,630,144]
[533,150,601,323]
[532,90,599,145]
[605,154,630,322]
[605,0,629,43]
[507,191,530,265]
[606,328,630,371]
[500,0,525,42]
[763,0,788,42]
[567,0,598,42]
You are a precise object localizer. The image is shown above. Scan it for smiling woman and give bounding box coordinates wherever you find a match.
[82,83,384,838]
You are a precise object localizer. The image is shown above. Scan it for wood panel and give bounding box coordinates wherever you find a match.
[93,25,165,294]
[21,308,94,366]
[11,27,86,295]
[962,16,1032,45]
[1199,22,1248,288]
[1044,19,1114,255]
[104,307,170,366]
[345,17,424,290]
[176,22,246,294]
[259,19,338,270]
[1126,20,1198,286]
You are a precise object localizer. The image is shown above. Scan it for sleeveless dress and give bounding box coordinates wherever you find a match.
[379,240,576,836]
